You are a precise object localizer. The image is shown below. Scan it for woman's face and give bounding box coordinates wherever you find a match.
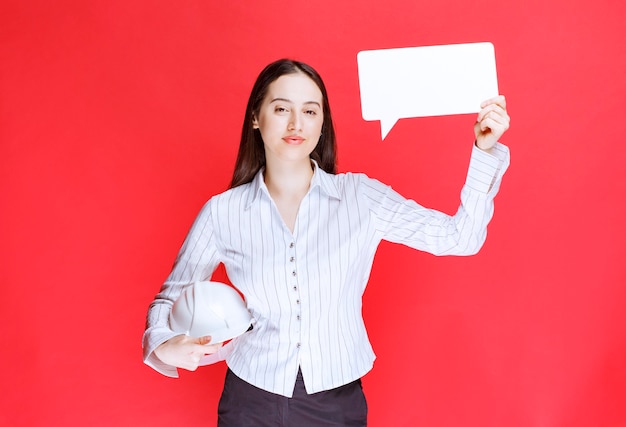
[253,72,324,166]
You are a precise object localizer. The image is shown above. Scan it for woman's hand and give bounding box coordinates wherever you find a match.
[154,335,223,371]
[474,95,510,153]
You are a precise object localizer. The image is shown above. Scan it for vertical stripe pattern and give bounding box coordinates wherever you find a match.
[143,143,510,397]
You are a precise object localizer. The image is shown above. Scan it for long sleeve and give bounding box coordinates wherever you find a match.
[142,201,222,377]
[364,142,510,255]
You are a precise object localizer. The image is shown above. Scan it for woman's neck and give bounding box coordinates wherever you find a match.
[263,158,314,233]
[264,158,314,200]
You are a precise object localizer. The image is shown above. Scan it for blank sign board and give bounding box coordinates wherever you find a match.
[357,42,499,139]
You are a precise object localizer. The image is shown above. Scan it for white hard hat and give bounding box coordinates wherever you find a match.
[169,281,253,344]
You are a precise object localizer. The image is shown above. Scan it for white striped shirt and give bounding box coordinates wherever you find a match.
[143,143,509,397]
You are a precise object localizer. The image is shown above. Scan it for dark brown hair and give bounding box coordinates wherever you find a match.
[229,59,337,188]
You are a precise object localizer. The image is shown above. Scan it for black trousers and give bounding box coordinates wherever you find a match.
[217,368,368,426]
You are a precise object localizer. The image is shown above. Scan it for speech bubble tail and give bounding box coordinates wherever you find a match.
[380,118,397,140]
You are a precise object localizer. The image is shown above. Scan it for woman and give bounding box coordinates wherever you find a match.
[143,59,510,426]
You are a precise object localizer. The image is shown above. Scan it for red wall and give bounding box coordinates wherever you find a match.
[1,1,625,426]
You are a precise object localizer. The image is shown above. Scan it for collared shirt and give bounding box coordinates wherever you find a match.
[143,143,510,397]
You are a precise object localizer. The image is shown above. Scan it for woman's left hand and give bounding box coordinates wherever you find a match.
[474,95,510,152]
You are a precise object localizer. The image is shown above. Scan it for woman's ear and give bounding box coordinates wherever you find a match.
[252,115,259,129]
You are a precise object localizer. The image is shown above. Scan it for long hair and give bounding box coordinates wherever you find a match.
[229,59,337,188]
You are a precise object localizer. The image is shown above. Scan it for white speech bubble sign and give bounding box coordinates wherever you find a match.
[357,42,499,140]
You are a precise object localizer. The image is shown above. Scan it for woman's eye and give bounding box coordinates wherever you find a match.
[305,110,317,116]
[275,107,288,113]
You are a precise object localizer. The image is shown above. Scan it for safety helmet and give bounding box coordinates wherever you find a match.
[169,281,253,344]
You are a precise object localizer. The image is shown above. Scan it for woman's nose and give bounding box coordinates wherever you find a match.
[288,112,302,131]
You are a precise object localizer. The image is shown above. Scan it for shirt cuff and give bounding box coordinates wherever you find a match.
[465,142,510,194]
[142,328,182,378]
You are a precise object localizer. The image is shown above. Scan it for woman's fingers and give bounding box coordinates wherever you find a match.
[480,94,506,109]
[474,95,510,150]
[196,335,212,345]
[154,334,223,371]
[477,96,508,124]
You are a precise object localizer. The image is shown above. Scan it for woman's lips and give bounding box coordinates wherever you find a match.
[283,136,304,145]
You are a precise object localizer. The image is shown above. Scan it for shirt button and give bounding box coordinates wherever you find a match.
[293,286,297,291]
[292,271,297,276]
[296,343,301,348]
[290,257,295,262]
[296,315,301,320]
[296,299,300,304]
[289,242,294,248]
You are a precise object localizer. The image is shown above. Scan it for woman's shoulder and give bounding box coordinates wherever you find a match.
[209,180,255,202]
[330,169,385,185]
[323,169,389,196]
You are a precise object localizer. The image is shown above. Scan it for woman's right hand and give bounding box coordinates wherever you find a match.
[153,335,222,371]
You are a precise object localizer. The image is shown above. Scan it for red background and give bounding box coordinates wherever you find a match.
[1,1,625,426]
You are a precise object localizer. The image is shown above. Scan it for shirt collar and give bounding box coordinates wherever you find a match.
[244,160,341,210]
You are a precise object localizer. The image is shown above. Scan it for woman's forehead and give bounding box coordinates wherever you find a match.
[265,73,323,104]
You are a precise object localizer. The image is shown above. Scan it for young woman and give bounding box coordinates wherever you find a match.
[143,59,510,426]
